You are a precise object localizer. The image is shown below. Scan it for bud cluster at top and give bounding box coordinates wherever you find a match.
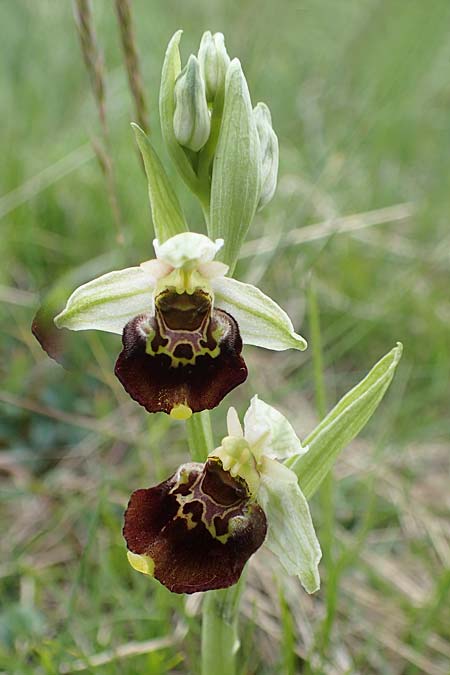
[173,31,230,151]
[171,31,279,213]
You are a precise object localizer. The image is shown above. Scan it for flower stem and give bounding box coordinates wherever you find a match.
[186,411,243,675]
[186,411,213,462]
[201,579,244,675]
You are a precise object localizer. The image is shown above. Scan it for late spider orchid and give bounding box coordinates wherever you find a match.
[124,396,321,594]
[33,233,307,418]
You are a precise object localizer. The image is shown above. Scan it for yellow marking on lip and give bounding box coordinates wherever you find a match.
[175,505,198,530]
[127,551,155,577]
[170,404,193,420]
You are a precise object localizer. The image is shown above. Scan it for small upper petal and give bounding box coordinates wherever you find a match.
[154,232,224,269]
[140,259,174,282]
[198,260,229,279]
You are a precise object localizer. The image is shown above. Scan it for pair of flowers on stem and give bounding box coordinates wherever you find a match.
[34,231,320,594]
[33,27,402,599]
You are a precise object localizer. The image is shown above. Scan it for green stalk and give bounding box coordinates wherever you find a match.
[201,578,245,675]
[186,409,242,675]
[186,411,213,462]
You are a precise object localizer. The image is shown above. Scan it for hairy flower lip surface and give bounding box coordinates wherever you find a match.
[114,306,247,415]
[123,398,322,595]
[123,459,267,594]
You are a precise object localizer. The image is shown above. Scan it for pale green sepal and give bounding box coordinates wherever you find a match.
[212,276,307,351]
[258,457,321,593]
[132,124,187,242]
[154,232,223,269]
[209,59,261,272]
[244,395,306,460]
[159,30,201,195]
[54,267,154,334]
[287,343,403,500]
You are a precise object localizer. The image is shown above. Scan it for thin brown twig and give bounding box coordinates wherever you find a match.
[114,0,149,134]
[73,0,124,243]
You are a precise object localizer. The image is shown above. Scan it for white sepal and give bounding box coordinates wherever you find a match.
[54,267,154,334]
[243,396,306,460]
[257,456,321,593]
[154,233,224,270]
[212,276,307,351]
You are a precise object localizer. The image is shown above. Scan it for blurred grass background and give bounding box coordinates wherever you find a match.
[1,1,449,673]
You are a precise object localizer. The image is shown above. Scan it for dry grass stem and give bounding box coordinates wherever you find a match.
[73,0,124,242]
[241,202,415,258]
[114,0,149,133]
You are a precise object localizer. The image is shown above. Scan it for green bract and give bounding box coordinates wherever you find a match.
[132,124,187,242]
[287,343,403,499]
[209,59,261,272]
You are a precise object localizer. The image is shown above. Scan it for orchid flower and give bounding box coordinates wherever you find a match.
[124,396,321,594]
[33,233,307,419]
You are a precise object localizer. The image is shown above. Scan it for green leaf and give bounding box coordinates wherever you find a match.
[159,30,201,197]
[287,343,403,499]
[132,124,187,242]
[209,59,261,272]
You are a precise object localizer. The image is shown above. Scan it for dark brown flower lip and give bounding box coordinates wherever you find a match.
[123,460,267,594]
[114,306,248,416]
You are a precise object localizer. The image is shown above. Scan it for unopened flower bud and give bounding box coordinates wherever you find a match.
[173,55,211,152]
[198,31,230,102]
[254,102,279,211]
